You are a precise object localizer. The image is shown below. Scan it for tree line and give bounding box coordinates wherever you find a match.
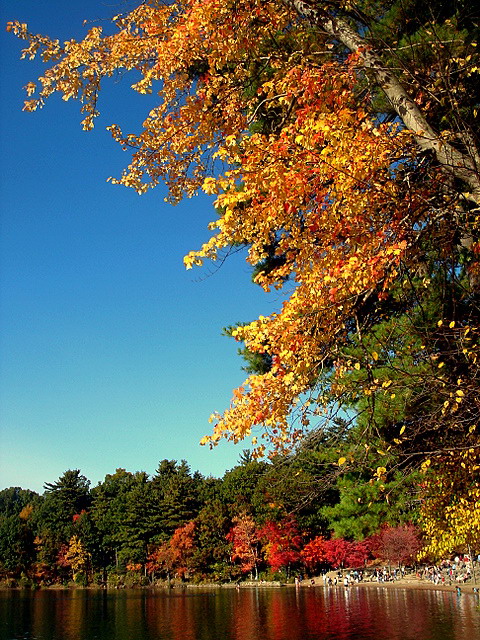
[1,448,425,587]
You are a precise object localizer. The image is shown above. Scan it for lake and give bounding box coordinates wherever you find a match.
[1,586,479,640]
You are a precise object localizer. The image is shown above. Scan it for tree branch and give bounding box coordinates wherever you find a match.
[286,1,480,202]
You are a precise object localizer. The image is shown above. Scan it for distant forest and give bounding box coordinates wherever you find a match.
[0,446,425,587]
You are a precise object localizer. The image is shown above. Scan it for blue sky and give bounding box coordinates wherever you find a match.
[0,1,282,493]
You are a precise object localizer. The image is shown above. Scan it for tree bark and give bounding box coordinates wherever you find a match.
[286,1,480,202]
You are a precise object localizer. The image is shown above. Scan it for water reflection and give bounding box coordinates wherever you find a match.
[1,587,479,640]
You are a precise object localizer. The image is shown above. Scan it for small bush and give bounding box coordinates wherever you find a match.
[18,573,33,589]
[74,572,88,587]
[0,578,17,589]
[124,571,143,588]
[92,572,106,586]
[106,571,123,588]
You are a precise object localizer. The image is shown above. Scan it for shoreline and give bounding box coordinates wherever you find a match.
[1,577,479,596]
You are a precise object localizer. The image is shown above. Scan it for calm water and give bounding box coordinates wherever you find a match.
[1,586,479,640]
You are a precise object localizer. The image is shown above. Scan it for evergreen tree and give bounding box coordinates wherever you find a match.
[33,470,91,567]
[220,459,269,517]
[0,513,35,576]
[0,487,40,517]
[91,469,150,569]
[191,500,233,581]
[150,460,202,538]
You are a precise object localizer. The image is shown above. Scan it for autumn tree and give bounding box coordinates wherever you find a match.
[259,517,303,575]
[71,509,104,579]
[65,535,92,584]
[8,0,480,553]
[301,535,327,574]
[323,537,370,570]
[370,523,422,569]
[419,449,480,560]
[146,540,175,581]
[226,513,262,578]
[147,521,197,581]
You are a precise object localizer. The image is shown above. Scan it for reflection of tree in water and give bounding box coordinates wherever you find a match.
[4,588,480,640]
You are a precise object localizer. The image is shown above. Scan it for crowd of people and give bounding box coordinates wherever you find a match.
[308,554,480,589]
[420,555,477,586]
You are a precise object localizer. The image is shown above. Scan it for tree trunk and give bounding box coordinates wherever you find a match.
[468,545,477,585]
[286,1,480,202]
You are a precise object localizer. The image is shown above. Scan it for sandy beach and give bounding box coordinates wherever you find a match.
[305,574,480,595]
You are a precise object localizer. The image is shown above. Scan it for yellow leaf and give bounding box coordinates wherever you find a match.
[421,459,431,472]
[338,457,347,466]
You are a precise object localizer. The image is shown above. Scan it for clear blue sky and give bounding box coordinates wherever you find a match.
[0,1,281,493]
